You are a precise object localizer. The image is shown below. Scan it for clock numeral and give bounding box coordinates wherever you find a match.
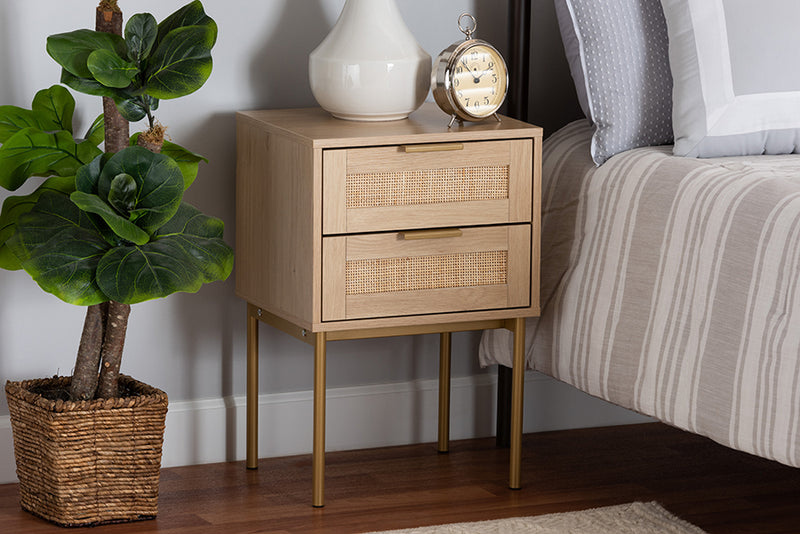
[488,61,494,69]
[492,74,498,83]
[484,96,490,105]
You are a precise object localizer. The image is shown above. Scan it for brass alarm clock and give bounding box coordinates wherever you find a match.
[432,13,509,127]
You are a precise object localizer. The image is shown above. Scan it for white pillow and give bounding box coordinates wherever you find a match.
[554,0,674,165]
[661,0,800,157]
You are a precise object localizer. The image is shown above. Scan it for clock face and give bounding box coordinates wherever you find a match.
[450,44,507,118]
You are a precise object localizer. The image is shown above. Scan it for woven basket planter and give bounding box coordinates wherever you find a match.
[5,375,168,527]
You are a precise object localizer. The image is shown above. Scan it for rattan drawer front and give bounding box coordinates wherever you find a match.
[323,140,533,234]
[322,225,531,321]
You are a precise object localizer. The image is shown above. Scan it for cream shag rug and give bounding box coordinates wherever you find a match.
[362,502,706,534]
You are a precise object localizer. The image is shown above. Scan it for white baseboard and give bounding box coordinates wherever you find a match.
[0,422,15,485]
[0,371,650,484]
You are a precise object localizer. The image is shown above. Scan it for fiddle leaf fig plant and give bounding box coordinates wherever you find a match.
[48,0,217,127]
[0,0,232,402]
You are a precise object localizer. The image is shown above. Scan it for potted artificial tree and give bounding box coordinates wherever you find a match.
[0,0,232,526]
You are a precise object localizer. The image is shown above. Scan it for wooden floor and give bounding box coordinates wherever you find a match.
[2,423,799,533]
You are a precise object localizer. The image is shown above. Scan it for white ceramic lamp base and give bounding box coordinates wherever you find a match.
[309,0,431,121]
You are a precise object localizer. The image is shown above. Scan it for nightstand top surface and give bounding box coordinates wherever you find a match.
[237,103,542,149]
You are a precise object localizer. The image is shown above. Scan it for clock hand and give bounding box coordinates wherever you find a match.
[472,68,489,83]
[471,66,482,83]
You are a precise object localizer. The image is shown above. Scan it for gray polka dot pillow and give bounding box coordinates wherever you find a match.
[555,0,674,165]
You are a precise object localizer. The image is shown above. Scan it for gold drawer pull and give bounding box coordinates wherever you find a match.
[400,228,463,240]
[402,143,464,153]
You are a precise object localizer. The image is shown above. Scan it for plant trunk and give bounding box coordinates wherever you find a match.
[69,302,108,400]
[71,1,129,401]
[95,1,128,155]
[96,301,131,399]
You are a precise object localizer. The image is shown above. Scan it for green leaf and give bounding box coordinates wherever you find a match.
[0,127,102,190]
[0,175,76,270]
[87,49,137,89]
[70,190,150,245]
[161,140,206,189]
[20,229,110,305]
[113,96,148,122]
[75,152,110,194]
[131,134,207,189]
[72,148,183,244]
[84,113,105,146]
[144,25,215,99]
[97,146,184,233]
[0,85,75,142]
[113,93,159,124]
[0,243,19,270]
[31,85,75,133]
[126,13,158,62]
[141,1,218,100]
[9,191,109,305]
[61,70,118,99]
[9,190,97,261]
[95,239,203,304]
[154,202,233,281]
[155,1,217,50]
[0,107,39,144]
[47,29,128,80]
[95,204,232,304]
[108,173,138,215]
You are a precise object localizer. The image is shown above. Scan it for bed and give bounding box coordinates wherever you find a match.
[482,0,800,468]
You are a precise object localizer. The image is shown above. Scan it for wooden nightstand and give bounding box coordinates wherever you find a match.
[235,104,542,506]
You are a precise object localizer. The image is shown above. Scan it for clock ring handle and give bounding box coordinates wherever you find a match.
[457,13,477,40]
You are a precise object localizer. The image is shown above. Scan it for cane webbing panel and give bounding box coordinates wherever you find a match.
[346,166,509,208]
[346,251,508,295]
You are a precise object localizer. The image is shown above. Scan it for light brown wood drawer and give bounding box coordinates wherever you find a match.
[322,139,533,234]
[322,225,531,321]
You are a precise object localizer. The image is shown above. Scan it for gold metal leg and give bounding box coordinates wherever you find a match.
[312,332,327,507]
[246,304,259,469]
[437,332,452,453]
[509,317,525,489]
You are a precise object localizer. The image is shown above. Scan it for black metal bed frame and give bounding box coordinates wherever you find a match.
[496,0,531,448]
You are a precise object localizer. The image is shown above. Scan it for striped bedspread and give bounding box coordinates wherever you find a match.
[479,120,800,467]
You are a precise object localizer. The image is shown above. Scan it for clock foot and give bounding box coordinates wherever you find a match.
[447,115,463,128]
[493,113,502,122]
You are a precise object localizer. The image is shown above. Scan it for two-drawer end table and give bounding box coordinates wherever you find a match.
[235,103,542,507]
